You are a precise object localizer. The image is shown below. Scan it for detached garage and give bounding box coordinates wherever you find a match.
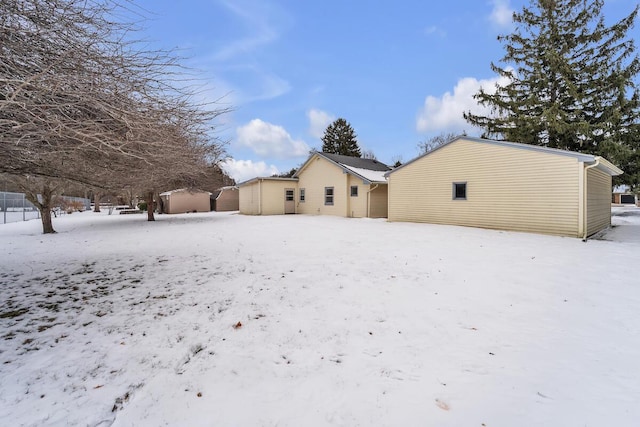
[159,189,211,214]
[212,186,239,211]
[386,136,623,238]
[612,185,638,206]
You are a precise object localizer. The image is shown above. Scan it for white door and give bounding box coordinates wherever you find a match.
[284,188,295,214]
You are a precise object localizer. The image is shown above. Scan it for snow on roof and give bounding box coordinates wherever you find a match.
[159,188,185,196]
[159,188,211,196]
[613,185,632,193]
[293,152,391,181]
[214,186,239,200]
[340,164,388,183]
[320,152,391,171]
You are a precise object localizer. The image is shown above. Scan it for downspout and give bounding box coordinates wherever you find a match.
[258,179,262,215]
[367,184,379,218]
[582,158,600,241]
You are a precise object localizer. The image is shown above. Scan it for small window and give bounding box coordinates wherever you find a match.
[453,182,467,200]
[285,189,294,201]
[350,186,358,197]
[325,187,334,205]
[300,188,305,202]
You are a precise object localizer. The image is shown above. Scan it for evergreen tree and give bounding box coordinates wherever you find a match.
[464,0,640,187]
[321,118,362,157]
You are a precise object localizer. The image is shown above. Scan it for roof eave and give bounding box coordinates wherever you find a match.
[386,135,466,176]
[237,177,298,187]
[593,157,624,176]
[296,152,369,182]
[385,136,624,176]
[292,153,317,178]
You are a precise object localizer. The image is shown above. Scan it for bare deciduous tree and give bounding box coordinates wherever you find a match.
[417,132,463,155]
[362,149,377,160]
[0,0,230,233]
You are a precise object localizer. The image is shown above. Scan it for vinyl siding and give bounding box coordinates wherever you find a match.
[239,180,297,215]
[388,138,581,237]
[260,181,297,215]
[239,181,260,215]
[586,168,611,236]
[347,175,368,218]
[297,155,348,216]
[369,185,388,218]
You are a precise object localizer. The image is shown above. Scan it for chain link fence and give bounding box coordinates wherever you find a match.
[1,192,91,224]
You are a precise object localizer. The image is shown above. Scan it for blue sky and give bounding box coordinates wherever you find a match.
[133,0,638,182]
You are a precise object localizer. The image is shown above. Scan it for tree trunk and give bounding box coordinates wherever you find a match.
[40,204,55,234]
[24,183,56,234]
[146,191,155,221]
[14,178,57,234]
[40,183,55,233]
[156,192,164,214]
[93,192,101,212]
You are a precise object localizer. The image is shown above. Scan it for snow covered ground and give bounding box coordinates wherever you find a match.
[1,208,639,426]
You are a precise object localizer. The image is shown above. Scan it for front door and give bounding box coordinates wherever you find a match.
[284,188,295,214]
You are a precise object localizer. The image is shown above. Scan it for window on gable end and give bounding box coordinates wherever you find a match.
[453,182,467,200]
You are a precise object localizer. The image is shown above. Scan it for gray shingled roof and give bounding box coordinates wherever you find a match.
[319,152,391,171]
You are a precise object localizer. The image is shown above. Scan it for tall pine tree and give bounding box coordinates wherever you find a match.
[464,0,640,187]
[321,118,362,157]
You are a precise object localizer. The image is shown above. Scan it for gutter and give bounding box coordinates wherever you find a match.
[582,158,600,241]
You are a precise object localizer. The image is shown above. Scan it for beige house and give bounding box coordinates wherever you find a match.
[294,152,390,218]
[212,186,239,211]
[238,152,391,218]
[159,188,211,214]
[386,136,623,238]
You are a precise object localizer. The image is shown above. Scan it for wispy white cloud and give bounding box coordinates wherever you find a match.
[236,119,310,159]
[416,73,511,133]
[204,1,291,104]
[206,65,291,104]
[220,158,279,183]
[307,109,335,139]
[246,71,291,102]
[488,0,514,29]
[424,25,446,38]
[309,85,325,96]
[213,0,281,61]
